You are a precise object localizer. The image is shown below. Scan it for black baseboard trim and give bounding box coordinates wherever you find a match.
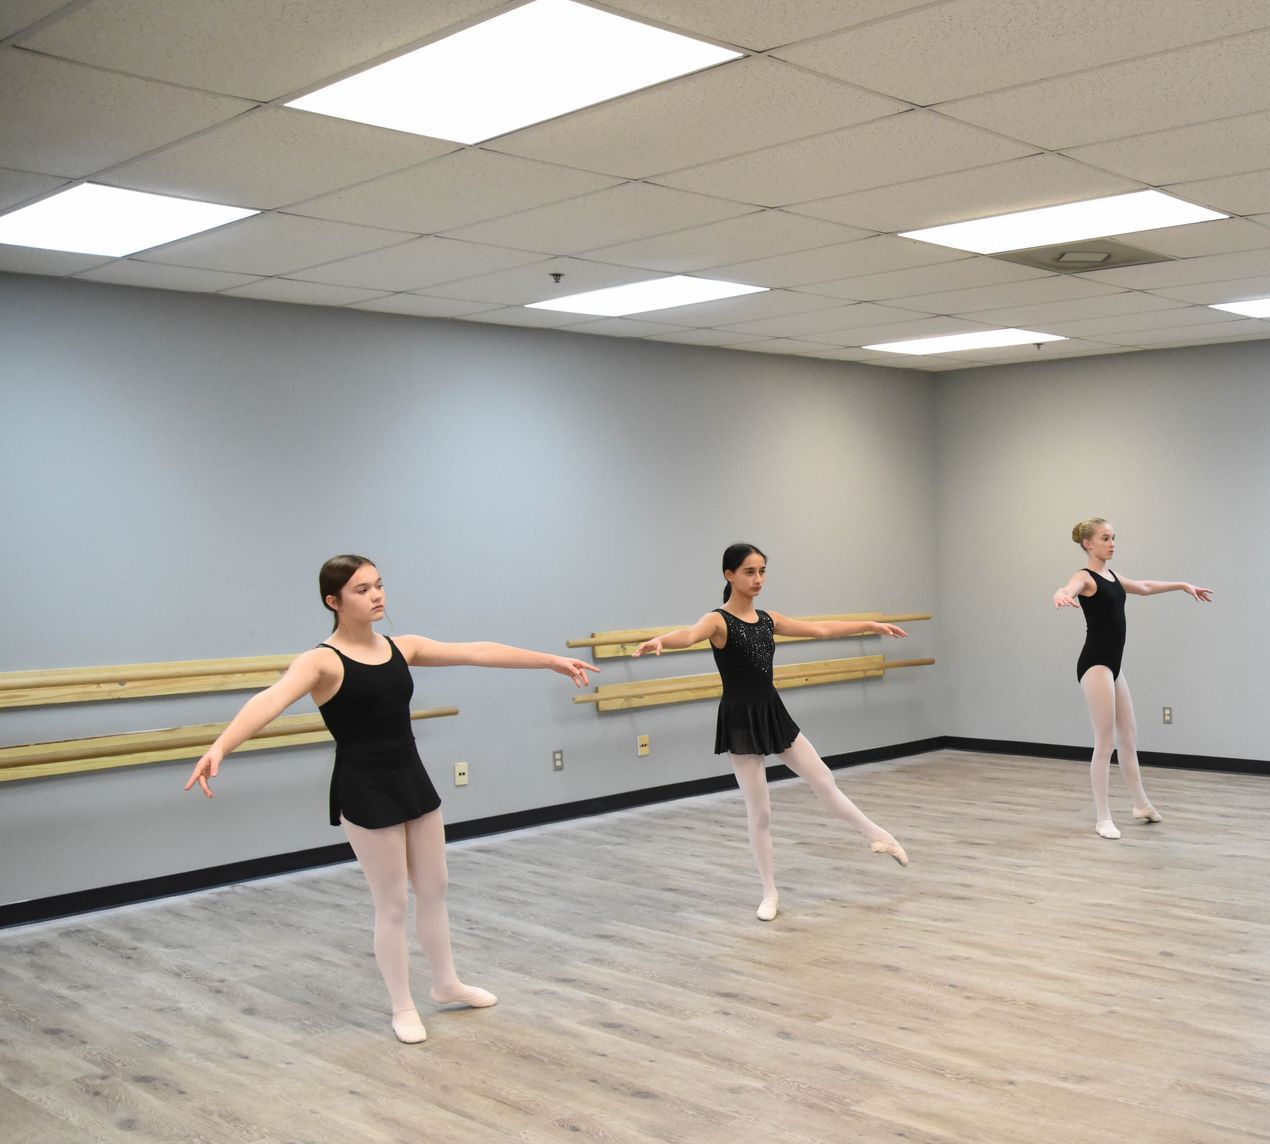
[3,735,1258,929]
[942,736,1269,776]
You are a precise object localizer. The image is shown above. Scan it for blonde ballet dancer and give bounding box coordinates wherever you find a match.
[187,554,597,1043]
[634,543,908,922]
[1054,519,1212,839]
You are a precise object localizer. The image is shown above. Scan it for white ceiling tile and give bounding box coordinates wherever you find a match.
[488,57,906,180]
[0,48,251,177]
[1062,111,1270,186]
[293,236,543,291]
[138,213,415,275]
[101,108,458,210]
[0,245,112,275]
[654,111,1036,207]
[638,288,849,327]
[1072,248,1270,289]
[719,302,924,337]
[948,337,1121,362]
[0,166,67,211]
[712,234,963,288]
[456,306,590,330]
[770,0,1270,103]
[1091,318,1270,346]
[19,0,497,101]
[939,29,1270,150]
[1146,275,1270,304]
[441,183,752,254]
[0,0,68,39]
[419,257,653,305]
[647,328,769,346]
[1166,169,1270,216]
[1039,305,1243,338]
[880,273,1123,315]
[802,316,995,346]
[965,290,1190,327]
[729,337,842,355]
[75,261,260,292]
[220,279,390,306]
[798,257,1047,302]
[787,154,1142,233]
[584,210,871,273]
[348,294,496,318]
[566,317,692,338]
[601,0,931,51]
[1117,217,1270,259]
[289,149,619,233]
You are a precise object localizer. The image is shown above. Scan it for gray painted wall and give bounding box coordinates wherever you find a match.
[934,341,1269,761]
[1,274,942,905]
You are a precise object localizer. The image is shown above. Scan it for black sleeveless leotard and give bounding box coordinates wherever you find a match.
[1076,569,1126,682]
[711,608,800,756]
[317,638,441,828]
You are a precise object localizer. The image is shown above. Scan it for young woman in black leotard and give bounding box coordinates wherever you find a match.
[186,555,597,1044]
[1053,519,1212,840]
[634,543,909,922]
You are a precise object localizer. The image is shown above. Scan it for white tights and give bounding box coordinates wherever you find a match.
[731,733,897,898]
[1079,667,1151,827]
[341,810,473,1015]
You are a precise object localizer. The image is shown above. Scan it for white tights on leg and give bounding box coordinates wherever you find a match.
[342,811,495,1040]
[1080,668,1156,838]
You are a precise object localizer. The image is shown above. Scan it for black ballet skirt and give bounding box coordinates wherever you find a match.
[711,609,800,756]
[1076,569,1127,682]
[317,639,441,828]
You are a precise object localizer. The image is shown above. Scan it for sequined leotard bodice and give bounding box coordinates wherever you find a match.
[710,608,800,756]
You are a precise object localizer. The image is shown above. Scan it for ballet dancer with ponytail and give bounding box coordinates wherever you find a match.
[1053,519,1212,840]
[634,543,909,922]
[186,554,597,1044]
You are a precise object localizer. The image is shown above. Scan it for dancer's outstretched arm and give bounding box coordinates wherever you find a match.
[1053,569,1095,608]
[396,635,597,686]
[769,613,907,639]
[1118,577,1213,601]
[632,612,726,657]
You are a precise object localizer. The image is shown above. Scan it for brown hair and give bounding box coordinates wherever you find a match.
[319,554,375,632]
[721,542,767,603]
[1071,518,1109,549]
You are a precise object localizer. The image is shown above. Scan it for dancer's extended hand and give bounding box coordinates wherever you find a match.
[185,747,223,797]
[551,657,599,686]
[873,623,908,638]
[1185,585,1213,603]
[631,637,662,657]
[1053,590,1081,608]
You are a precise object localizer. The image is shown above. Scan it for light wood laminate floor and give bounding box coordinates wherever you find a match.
[2,750,1268,1143]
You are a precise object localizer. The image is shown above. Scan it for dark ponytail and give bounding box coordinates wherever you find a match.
[721,542,767,602]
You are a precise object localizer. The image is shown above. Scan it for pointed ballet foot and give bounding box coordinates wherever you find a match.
[756,894,779,922]
[429,984,498,1009]
[1133,805,1163,823]
[391,1009,427,1044]
[870,839,908,867]
[1096,820,1121,839]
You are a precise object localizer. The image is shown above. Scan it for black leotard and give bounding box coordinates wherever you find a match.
[711,608,800,756]
[317,638,441,828]
[1076,569,1126,682]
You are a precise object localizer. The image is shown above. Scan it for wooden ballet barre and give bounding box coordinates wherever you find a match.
[567,613,932,659]
[0,707,458,784]
[0,654,296,709]
[573,656,934,712]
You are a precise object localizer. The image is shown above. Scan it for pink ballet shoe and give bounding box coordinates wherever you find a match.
[1133,805,1162,823]
[756,894,779,921]
[430,984,498,1008]
[871,839,908,867]
[391,1009,427,1044]
[1095,820,1121,839]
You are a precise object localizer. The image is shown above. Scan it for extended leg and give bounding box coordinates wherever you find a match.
[342,817,426,1042]
[403,810,496,1008]
[777,734,907,865]
[731,753,779,919]
[1079,667,1120,838]
[1112,675,1161,822]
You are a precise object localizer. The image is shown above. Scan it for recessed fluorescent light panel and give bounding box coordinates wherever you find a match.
[286,0,742,144]
[1209,297,1270,318]
[0,184,257,257]
[865,329,1067,355]
[900,190,1227,255]
[526,275,767,316]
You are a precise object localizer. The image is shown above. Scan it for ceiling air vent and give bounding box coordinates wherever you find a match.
[991,239,1173,274]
